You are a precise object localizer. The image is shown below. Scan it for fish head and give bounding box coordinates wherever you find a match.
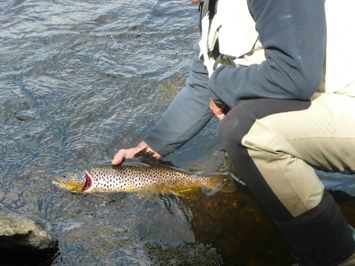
[53,171,92,194]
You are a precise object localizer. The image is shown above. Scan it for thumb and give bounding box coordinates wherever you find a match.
[216,113,225,121]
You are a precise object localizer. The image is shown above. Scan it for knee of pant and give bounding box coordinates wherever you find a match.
[218,100,258,150]
[218,109,244,149]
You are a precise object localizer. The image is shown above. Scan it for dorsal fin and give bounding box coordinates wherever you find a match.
[134,147,157,162]
[134,147,174,167]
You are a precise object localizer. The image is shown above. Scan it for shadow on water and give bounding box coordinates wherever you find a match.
[177,182,294,266]
[45,173,355,265]
[44,174,297,265]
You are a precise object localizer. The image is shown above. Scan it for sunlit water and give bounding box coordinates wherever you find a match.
[1,0,355,265]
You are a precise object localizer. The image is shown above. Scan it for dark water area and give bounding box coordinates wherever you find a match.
[1,0,355,265]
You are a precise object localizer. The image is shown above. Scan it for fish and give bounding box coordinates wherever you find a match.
[52,163,227,194]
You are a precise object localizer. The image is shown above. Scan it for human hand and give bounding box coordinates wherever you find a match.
[112,141,161,165]
[209,98,228,120]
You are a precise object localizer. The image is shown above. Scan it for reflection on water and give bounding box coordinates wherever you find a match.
[1,0,355,265]
[46,178,295,265]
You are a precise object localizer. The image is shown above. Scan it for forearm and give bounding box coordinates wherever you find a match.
[144,45,213,156]
[209,0,325,108]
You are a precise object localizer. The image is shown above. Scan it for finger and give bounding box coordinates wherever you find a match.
[125,148,139,159]
[216,113,225,120]
[210,105,224,119]
[112,149,127,165]
[210,99,223,111]
[112,147,144,165]
[112,142,161,165]
[211,107,224,115]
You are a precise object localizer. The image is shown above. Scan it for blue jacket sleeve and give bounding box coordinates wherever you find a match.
[144,44,213,156]
[209,0,326,108]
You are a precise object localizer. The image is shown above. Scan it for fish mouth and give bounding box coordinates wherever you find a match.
[82,171,93,192]
[52,177,62,188]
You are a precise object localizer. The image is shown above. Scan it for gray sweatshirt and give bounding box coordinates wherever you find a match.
[144,0,325,156]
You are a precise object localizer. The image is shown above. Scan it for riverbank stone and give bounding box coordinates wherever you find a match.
[0,205,58,265]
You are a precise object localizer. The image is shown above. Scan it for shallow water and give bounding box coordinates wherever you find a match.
[1,0,355,265]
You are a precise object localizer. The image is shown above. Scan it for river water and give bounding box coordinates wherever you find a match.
[1,0,355,265]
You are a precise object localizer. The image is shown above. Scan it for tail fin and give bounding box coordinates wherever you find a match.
[202,174,231,196]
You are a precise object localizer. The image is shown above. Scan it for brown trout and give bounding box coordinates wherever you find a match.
[53,163,227,194]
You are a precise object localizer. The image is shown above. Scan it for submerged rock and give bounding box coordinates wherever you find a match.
[0,205,58,265]
[144,241,223,266]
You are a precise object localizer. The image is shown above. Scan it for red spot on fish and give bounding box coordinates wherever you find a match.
[82,174,92,192]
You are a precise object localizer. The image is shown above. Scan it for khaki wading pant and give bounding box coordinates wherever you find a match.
[243,92,355,217]
[218,92,355,265]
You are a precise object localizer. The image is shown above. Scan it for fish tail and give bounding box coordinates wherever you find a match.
[198,174,228,196]
[203,174,228,190]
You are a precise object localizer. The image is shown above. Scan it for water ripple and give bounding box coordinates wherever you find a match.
[0,0,234,264]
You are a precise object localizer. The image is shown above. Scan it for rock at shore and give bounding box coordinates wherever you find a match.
[0,205,58,265]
